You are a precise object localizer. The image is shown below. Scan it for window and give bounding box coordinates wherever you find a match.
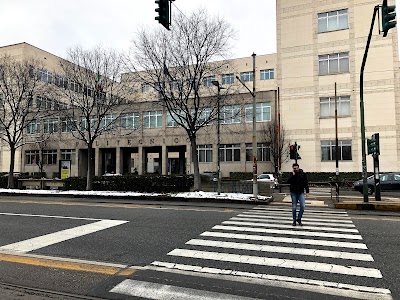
[101,114,116,130]
[246,143,271,162]
[245,102,271,122]
[222,74,234,85]
[320,96,351,117]
[141,83,150,93]
[61,149,76,164]
[318,9,348,33]
[121,113,139,129]
[80,117,98,131]
[61,118,76,132]
[143,111,162,128]
[25,150,39,165]
[220,144,241,162]
[55,75,68,89]
[260,69,274,80]
[84,86,94,97]
[167,110,185,127]
[27,120,40,134]
[197,144,213,162]
[203,76,216,87]
[37,69,52,83]
[195,107,212,125]
[319,52,349,75]
[321,140,352,161]
[221,105,241,124]
[42,150,57,165]
[43,118,58,133]
[70,81,81,93]
[240,71,253,82]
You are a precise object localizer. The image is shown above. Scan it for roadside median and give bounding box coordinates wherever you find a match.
[335,198,400,211]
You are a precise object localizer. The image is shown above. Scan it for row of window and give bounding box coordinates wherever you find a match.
[25,149,76,165]
[141,69,275,93]
[23,140,352,165]
[26,102,272,134]
[198,140,352,162]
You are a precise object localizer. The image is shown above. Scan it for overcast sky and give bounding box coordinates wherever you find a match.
[1,1,399,61]
[0,0,275,60]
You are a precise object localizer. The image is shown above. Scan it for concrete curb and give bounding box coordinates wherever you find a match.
[335,202,400,211]
[0,192,273,206]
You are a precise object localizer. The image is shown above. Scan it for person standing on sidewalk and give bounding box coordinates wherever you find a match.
[287,163,309,226]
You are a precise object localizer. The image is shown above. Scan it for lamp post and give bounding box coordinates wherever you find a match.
[235,53,258,199]
[211,80,224,195]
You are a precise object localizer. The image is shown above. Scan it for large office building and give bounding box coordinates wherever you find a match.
[0,0,398,178]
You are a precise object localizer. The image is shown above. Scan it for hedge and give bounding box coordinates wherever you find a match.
[63,175,194,193]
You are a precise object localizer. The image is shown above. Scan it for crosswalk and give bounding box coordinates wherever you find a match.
[110,206,392,300]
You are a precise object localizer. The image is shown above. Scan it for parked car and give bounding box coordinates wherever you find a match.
[254,173,278,188]
[353,172,400,194]
[201,172,218,182]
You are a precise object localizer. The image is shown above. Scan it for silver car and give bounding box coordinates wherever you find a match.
[257,173,278,188]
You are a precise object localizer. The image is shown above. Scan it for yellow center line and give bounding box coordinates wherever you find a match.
[0,253,136,276]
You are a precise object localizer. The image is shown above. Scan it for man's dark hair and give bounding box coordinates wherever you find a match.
[292,163,299,167]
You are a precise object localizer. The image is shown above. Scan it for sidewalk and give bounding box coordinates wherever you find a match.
[335,197,400,211]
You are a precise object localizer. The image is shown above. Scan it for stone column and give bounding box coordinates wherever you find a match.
[162,145,167,175]
[95,148,101,176]
[116,147,122,174]
[138,146,144,175]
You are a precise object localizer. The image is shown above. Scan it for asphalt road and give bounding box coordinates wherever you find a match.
[0,196,399,300]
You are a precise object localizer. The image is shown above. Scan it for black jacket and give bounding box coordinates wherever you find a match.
[287,170,309,194]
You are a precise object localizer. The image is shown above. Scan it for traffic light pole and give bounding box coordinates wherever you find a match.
[294,141,298,164]
[373,133,381,201]
[360,5,379,203]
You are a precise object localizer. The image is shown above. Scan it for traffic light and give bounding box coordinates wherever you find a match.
[382,0,396,37]
[367,134,380,155]
[367,138,376,155]
[290,145,296,159]
[155,0,170,30]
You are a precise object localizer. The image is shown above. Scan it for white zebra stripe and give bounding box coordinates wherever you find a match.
[168,249,382,278]
[253,207,348,215]
[239,212,354,223]
[247,210,352,220]
[222,221,359,233]
[186,239,373,261]
[233,216,356,228]
[212,225,363,240]
[200,231,368,249]
[150,261,392,300]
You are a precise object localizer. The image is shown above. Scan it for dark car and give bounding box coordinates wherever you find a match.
[353,172,400,195]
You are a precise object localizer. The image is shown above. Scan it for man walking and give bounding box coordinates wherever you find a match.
[287,163,309,226]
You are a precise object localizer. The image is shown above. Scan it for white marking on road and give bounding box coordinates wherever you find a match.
[0,220,128,253]
[223,220,359,233]
[239,212,354,223]
[110,279,257,300]
[168,249,382,278]
[150,261,392,300]
[186,239,373,261]
[253,207,348,215]
[212,225,363,240]
[233,216,356,228]
[248,210,352,220]
[200,231,368,249]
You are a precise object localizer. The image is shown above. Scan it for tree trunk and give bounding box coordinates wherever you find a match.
[190,136,200,191]
[7,146,16,189]
[86,142,94,191]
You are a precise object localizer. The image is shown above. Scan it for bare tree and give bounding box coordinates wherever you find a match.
[29,132,55,175]
[127,9,235,190]
[58,46,130,190]
[260,121,290,176]
[0,55,50,188]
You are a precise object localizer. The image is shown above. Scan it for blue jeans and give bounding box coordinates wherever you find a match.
[290,192,305,221]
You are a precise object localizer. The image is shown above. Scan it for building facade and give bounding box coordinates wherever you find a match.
[1,0,399,178]
[277,0,400,173]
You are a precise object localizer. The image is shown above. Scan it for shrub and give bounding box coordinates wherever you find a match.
[230,172,253,180]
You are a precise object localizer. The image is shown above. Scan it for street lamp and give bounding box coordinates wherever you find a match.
[211,80,225,195]
[235,53,258,199]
